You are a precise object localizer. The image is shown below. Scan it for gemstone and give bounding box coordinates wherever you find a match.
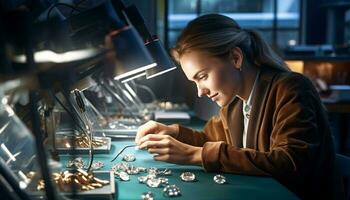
[137,167,147,173]
[147,167,158,175]
[112,162,129,172]
[146,178,161,188]
[244,104,251,112]
[119,171,130,181]
[180,172,196,182]
[213,174,226,184]
[127,166,140,175]
[138,176,148,184]
[122,154,136,162]
[163,185,181,197]
[146,174,156,180]
[158,177,169,186]
[141,192,154,200]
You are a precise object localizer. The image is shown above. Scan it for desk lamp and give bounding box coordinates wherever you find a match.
[122,4,177,79]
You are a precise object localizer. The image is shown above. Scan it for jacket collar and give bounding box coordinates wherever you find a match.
[220,67,282,148]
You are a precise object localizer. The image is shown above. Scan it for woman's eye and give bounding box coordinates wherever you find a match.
[198,74,207,80]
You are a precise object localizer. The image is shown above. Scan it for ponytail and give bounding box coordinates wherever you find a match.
[244,29,290,72]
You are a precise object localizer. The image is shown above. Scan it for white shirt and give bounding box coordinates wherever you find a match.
[242,71,260,148]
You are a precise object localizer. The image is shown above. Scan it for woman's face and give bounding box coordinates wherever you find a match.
[180,50,242,107]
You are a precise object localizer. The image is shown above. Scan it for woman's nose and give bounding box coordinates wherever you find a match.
[197,85,209,97]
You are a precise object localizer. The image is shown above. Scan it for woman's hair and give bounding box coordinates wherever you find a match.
[171,14,290,72]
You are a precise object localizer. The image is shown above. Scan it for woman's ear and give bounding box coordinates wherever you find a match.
[229,47,243,70]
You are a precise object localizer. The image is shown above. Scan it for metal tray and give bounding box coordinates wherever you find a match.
[94,129,137,140]
[55,134,111,154]
[28,171,115,200]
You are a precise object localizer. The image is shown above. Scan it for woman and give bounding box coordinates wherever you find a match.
[135,14,339,199]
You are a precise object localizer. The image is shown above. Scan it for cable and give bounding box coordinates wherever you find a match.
[51,91,85,133]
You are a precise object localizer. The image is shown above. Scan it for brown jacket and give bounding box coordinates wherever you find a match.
[176,68,339,199]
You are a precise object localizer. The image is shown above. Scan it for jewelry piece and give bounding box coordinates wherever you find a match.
[122,154,136,162]
[157,168,172,176]
[33,169,109,191]
[91,161,104,170]
[111,145,137,162]
[66,157,85,169]
[137,167,147,173]
[141,192,154,200]
[112,162,148,177]
[63,135,106,148]
[118,171,130,181]
[213,174,226,184]
[244,104,251,119]
[138,176,149,184]
[112,162,128,173]
[126,166,140,175]
[163,185,181,197]
[26,171,35,179]
[180,172,196,182]
[162,168,172,175]
[158,177,169,186]
[244,104,251,113]
[147,167,158,175]
[146,174,156,180]
[146,178,161,188]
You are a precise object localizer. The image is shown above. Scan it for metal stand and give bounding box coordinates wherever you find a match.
[29,91,57,200]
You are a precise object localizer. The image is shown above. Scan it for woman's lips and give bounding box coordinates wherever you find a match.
[209,93,219,101]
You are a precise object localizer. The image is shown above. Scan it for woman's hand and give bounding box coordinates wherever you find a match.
[135,120,179,145]
[138,134,203,165]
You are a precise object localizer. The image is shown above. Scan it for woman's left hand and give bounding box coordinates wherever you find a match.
[138,134,203,166]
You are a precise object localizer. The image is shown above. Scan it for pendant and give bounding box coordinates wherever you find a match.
[244,104,251,113]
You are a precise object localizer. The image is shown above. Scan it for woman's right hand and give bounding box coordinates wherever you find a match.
[135,120,179,146]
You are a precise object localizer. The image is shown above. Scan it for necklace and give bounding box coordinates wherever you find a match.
[244,104,251,113]
[243,70,260,119]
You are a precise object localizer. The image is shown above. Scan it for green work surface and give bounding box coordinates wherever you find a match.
[60,141,299,200]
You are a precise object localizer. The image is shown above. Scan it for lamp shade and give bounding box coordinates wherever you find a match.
[145,38,176,79]
[119,71,146,83]
[105,26,157,81]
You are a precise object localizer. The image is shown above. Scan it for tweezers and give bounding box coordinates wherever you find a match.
[110,144,137,162]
